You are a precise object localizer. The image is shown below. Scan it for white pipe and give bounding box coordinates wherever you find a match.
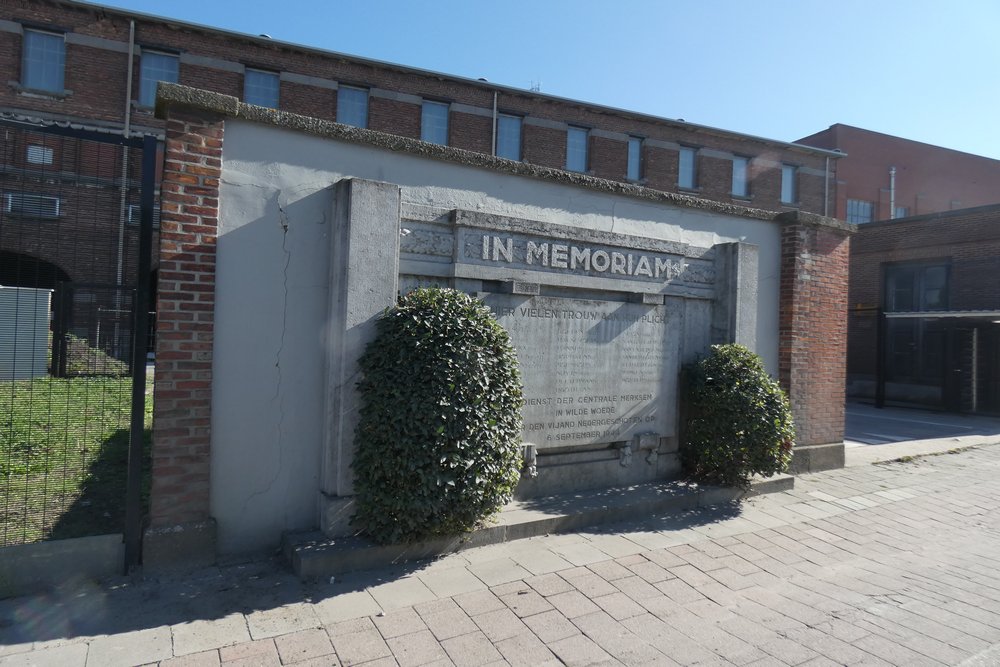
[889,166,896,219]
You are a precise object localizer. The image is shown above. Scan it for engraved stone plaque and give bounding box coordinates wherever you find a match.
[482,294,679,450]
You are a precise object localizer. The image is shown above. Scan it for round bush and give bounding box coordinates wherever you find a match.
[352,288,524,544]
[680,344,794,488]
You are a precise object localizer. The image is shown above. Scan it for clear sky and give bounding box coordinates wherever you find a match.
[91,0,1000,160]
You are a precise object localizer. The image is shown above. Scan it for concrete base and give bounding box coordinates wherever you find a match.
[320,495,357,537]
[0,534,124,598]
[286,472,793,579]
[789,442,846,474]
[142,519,217,572]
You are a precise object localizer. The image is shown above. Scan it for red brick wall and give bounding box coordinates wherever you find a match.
[778,212,852,447]
[150,108,222,526]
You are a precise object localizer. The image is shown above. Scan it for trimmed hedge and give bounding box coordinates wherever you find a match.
[352,288,524,544]
[680,344,794,488]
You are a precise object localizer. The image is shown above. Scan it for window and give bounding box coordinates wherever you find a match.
[127,203,161,228]
[139,51,179,107]
[22,29,65,93]
[4,193,60,218]
[781,164,798,204]
[885,263,948,313]
[337,85,368,128]
[678,147,697,189]
[495,114,521,161]
[421,101,449,145]
[731,156,750,197]
[626,136,642,181]
[566,126,589,173]
[894,206,909,219]
[26,145,54,165]
[244,68,279,108]
[846,199,874,224]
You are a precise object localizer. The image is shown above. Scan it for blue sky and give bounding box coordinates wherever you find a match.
[93,0,1000,160]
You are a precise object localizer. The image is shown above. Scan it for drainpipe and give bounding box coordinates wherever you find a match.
[491,91,498,156]
[889,166,896,219]
[823,156,830,217]
[115,20,135,290]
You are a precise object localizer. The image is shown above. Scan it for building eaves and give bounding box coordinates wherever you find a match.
[62,0,844,160]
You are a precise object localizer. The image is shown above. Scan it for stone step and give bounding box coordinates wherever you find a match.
[284,473,793,579]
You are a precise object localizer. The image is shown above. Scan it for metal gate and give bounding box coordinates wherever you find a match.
[0,118,156,571]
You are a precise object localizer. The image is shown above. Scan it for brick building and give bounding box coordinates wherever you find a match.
[797,124,1000,224]
[0,0,843,297]
[847,204,1000,413]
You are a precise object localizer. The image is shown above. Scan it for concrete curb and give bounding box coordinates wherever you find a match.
[285,473,793,579]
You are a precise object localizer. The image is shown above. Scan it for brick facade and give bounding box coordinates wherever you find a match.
[798,124,1000,222]
[777,211,854,471]
[149,109,222,530]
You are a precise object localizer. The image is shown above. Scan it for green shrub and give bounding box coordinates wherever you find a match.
[680,344,794,488]
[352,288,524,544]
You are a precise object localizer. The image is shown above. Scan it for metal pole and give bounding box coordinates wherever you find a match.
[124,134,157,572]
[875,308,886,409]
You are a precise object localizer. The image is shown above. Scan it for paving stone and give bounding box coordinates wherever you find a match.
[524,572,575,597]
[328,619,392,665]
[507,548,574,576]
[611,575,661,601]
[591,592,646,621]
[0,642,89,667]
[493,632,562,667]
[313,589,382,625]
[417,565,488,598]
[160,649,221,667]
[419,605,479,641]
[499,589,553,618]
[171,613,251,656]
[559,571,618,599]
[86,626,172,667]
[246,603,321,640]
[386,629,449,667]
[546,590,602,619]
[466,558,532,587]
[453,589,506,617]
[372,607,427,640]
[471,607,528,643]
[273,628,335,664]
[440,630,503,667]
[585,559,633,582]
[521,609,579,643]
[217,638,278,663]
[366,576,438,611]
[547,633,617,666]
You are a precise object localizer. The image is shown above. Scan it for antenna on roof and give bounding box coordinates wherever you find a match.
[530,80,542,92]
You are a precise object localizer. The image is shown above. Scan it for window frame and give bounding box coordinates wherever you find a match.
[626,136,643,182]
[731,155,750,198]
[337,85,369,128]
[566,126,589,173]
[420,100,449,145]
[21,28,66,94]
[846,198,874,224]
[138,50,180,108]
[3,192,61,219]
[678,146,698,190]
[780,163,798,204]
[495,113,522,161]
[26,144,54,166]
[244,68,280,109]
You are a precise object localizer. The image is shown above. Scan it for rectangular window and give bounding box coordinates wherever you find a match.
[244,68,279,108]
[678,147,697,189]
[566,126,589,173]
[884,263,949,385]
[495,114,521,161]
[885,263,949,313]
[26,145,54,165]
[139,51,179,107]
[894,206,909,219]
[4,193,61,218]
[421,100,449,145]
[781,164,798,204]
[22,29,65,93]
[731,156,750,197]
[337,85,368,128]
[626,136,642,181]
[846,199,874,224]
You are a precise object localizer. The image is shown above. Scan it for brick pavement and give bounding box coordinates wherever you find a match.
[4,444,1000,666]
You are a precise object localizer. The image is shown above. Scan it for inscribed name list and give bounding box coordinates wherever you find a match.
[483,294,677,449]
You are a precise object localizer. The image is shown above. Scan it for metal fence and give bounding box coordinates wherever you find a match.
[0,119,155,570]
